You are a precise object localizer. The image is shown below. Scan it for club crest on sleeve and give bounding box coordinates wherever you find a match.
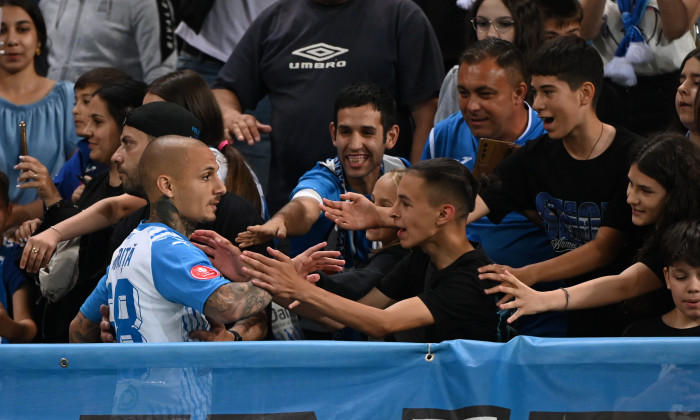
[190,265,220,280]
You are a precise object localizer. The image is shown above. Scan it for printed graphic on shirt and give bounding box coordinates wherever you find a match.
[290,43,348,70]
[108,278,145,343]
[190,265,220,280]
[536,192,608,253]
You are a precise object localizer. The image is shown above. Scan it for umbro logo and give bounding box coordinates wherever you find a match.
[290,43,348,70]
[292,43,348,61]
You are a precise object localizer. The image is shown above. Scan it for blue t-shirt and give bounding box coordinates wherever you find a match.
[0,81,81,204]
[81,222,229,342]
[1,239,26,344]
[52,139,107,201]
[289,155,409,267]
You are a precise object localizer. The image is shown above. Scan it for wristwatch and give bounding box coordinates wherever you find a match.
[230,329,243,341]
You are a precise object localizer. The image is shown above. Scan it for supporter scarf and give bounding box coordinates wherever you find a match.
[604,0,653,87]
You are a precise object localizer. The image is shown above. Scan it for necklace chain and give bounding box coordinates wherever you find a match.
[586,123,605,160]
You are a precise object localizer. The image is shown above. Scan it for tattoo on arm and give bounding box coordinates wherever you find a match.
[69,313,100,343]
[205,282,272,324]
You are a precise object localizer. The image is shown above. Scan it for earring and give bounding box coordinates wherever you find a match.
[36,46,41,56]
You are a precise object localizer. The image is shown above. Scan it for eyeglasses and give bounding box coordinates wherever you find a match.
[471,17,516,34]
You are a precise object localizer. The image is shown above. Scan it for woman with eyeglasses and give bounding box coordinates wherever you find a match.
[435,0,543,122]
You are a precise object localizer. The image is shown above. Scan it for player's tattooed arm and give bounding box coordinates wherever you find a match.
[204,281,272,324]
[68,312,101,343]
[153,197,197,237]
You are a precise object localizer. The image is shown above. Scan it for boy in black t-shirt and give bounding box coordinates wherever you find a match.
[471,36,642,336]
[623,221,700,337]
[236,158,501,343]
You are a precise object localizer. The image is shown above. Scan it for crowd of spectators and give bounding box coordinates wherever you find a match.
[1,0,700,346]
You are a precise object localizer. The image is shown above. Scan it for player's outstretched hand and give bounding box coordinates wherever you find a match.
[292,242,344,277]
[320,193,380,231]
[190,229,247,282]
[235,219,286,248]
[242,247,311,300]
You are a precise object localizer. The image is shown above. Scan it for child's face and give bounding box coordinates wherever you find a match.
[73,84,99,137]
[664,260,700,326]
[390,173,439,249]
[676,57,700,133]
[626,163,667,227]
[366,174,400,245]
[542,19,581,41]
[531,75,585,139]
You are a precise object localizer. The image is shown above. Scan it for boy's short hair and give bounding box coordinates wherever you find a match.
[539,0,583,26]
[74,67,132,90]
[0,171,9,208]
[459,38,528,86]
[529,36,603,107]
[333,82,396,137]
[661,220,700,267]
[407,158,479,220]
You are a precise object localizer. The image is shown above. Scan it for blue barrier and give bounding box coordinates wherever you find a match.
[1,336,699,419]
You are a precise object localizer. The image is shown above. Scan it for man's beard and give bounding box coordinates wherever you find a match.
[123,178,148,199]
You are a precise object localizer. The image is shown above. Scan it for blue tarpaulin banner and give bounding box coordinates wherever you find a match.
[1,336,699,419]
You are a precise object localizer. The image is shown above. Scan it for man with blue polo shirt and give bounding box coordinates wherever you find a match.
[237,82,409,269]
[422,38,563,337]
[235,82,408,340]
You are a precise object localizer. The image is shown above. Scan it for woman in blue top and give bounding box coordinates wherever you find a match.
[0,0,79,223]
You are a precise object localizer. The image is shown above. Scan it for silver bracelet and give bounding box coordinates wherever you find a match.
[560,287,570,311]
[50,225,63,242]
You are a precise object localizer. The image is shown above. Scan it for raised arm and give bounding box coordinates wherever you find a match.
[657,0,700,40]
[485,262,663,323]
[242,248,435,339]
[15,155,63,207]
[236,197,320,248]
[213,88,271,145]
[479,226,625,286]
[579,0,607,40]
[20,194,146,272]
[320,193,394,230]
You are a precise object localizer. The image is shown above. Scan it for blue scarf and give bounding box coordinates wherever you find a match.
[604,0,652,86]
